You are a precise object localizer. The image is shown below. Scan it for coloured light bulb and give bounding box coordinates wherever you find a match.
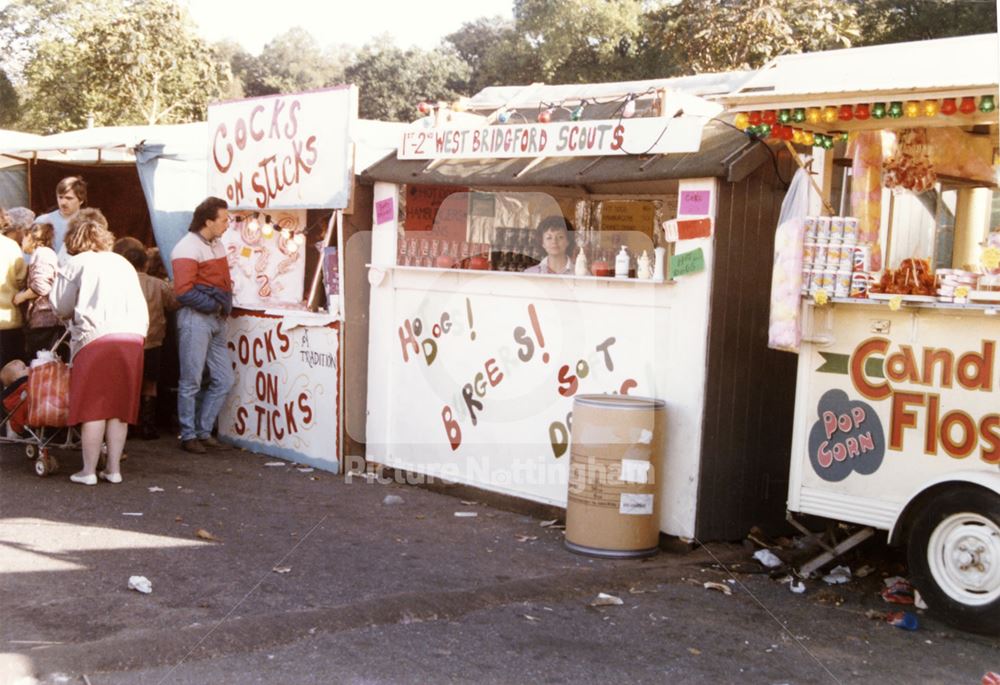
[922,100,939,117]
[734,112,750,130]
[802,131,815,146]
[571,105,584,121]
[941,98,957,115]
[838,104,853,121]
[417,101,432,115]
[871,103,887,119]
[854,104,870,120]
[538,109,553,123]
[979,95,996,113]
[959,97,976,114]
[778,109,791,124]
[792,108,806,123]
[497,110,511,123]
[762,110,777,125]
[749,111,763,126]
[904,101,920,118]
[888,102,904,118]
[806,107,821,124]
[822,106,838,123]
[622,99,636,118]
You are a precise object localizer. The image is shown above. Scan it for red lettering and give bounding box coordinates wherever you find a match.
[611,125,625,150]
[276,322,290,352]
[442,405,461,451]
[250,105,266,141]
[297,392,312,425]
[485,358,503,387]
[823,410,837,439]
[940,411,976,459]
[235,406,247,435]
[212,123,233,173]
[283,400,298,435]
[889,391,923,451]
[398,320,419,362]
[285,100,300,138]
[619,379,637,395]
[851,337,890,400]
[557,365,578,397]
[981,415,1000,463]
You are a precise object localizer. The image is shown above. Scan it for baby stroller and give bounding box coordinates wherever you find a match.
[0,333,80,476]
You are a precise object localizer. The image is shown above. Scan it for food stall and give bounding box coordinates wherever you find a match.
[362,73,805,540]
[207,87,400,472]
[722,33,1000,632]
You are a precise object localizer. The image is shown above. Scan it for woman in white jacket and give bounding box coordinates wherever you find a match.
[51,209,148,485]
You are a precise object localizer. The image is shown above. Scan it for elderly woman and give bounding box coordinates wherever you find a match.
[51,209,148,485]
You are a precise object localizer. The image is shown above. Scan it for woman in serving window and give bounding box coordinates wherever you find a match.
[523,216,574,275]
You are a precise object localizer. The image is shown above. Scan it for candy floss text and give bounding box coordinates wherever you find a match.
[850,337,1000,463]
[212,98,318,209]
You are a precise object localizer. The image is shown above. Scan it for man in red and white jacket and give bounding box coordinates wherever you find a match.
[171,197,235,454]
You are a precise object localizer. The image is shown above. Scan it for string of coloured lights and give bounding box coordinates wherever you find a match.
[733,95,996,148]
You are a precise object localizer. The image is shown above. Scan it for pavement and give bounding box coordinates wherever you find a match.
[1,437,998,685]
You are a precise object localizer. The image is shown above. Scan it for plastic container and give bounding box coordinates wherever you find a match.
[565,394,666,558]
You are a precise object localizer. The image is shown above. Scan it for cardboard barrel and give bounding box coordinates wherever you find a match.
[565,394,665,558]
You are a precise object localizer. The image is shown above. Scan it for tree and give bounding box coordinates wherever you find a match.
[852,0,998,46]
[15,0,232,132]
[0,69,19,127]
[645,0,860,74]
[345,39,470,121]
[445,17,536,93]
[235,28,350,98]
[511,0,648,83]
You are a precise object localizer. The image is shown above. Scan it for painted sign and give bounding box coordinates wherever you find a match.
[600,201,655,233]
[219,311,340,471]
[222,210,307,309]
[803,320,999,485]
[208,87,357,210]
[387,289,657,505]
[398,116,711,160]
[679,189,711,215]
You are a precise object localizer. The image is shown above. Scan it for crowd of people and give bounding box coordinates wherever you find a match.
[0,177,236,485]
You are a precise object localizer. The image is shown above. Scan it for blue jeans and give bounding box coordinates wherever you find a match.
[177,308,234,441]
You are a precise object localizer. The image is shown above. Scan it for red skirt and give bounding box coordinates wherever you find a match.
[68,334,144,424]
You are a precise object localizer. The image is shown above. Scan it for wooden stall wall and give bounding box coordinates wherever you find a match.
[696,146,799,541]
[342,182,373,461]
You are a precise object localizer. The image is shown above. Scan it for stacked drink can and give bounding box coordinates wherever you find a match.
[802,216,873,299]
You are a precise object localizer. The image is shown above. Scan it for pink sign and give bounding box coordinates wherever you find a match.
[375,197,394,225]
[679,190,710,216]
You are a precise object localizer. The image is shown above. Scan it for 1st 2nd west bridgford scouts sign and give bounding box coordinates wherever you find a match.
[399,116,711,160]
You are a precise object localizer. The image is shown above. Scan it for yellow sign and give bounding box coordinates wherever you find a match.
[601,201,655,234]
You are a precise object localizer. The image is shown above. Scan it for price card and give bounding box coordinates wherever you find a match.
[670,248,705,278]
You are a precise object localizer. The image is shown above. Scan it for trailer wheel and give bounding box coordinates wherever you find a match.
[25,444,36,459]
[34,458,48,476]
[908,487,1000,635]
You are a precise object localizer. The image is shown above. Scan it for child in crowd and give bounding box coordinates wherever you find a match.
[0,359,30,437]
[113,237,178,439]
[14,223,66,361]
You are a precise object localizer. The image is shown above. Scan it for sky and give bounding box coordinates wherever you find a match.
[184,0,515,55]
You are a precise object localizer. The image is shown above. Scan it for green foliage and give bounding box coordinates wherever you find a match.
[233,28,352,98]
[0,69,19,127]
[645,0,860,73]
[13,0,232,132]
[852,0,997,45]
[345,40,470,121]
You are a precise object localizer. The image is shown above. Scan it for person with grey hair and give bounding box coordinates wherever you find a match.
[4,207,35,247]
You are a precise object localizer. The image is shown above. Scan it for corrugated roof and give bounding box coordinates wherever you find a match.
[361,119,768,187]
[467,71,756,111]
[723,33,999,107]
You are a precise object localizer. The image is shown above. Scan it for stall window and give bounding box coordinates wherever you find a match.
[397,184,669,278]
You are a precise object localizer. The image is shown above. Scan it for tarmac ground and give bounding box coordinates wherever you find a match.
[1,438,998,684]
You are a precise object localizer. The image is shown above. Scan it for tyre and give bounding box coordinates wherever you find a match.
[34,458,47,477]
[25,444,36,459]
[908,486,1000,635]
